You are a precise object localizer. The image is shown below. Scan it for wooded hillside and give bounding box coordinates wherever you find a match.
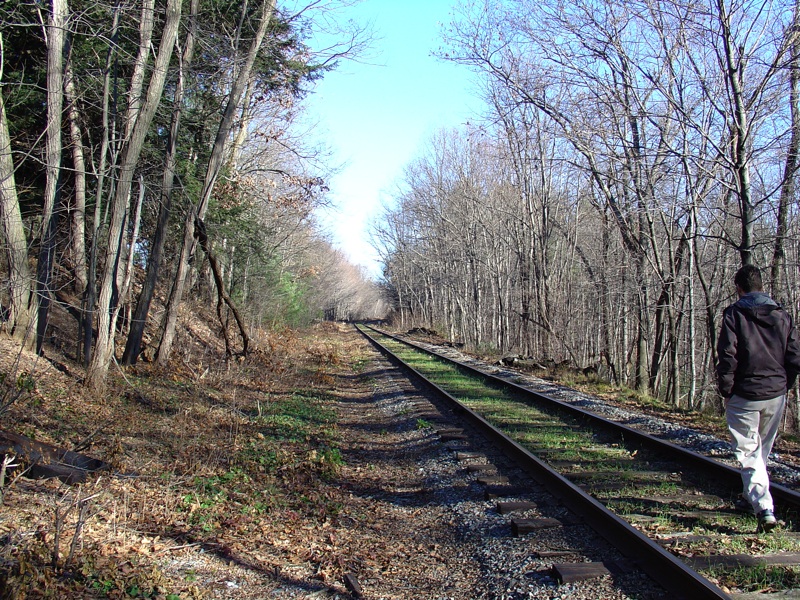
[0,0,388,392]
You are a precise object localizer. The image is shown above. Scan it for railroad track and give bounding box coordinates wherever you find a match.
[357,324,800,599]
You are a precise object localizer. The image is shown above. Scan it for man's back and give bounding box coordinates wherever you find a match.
[717,292,800,400]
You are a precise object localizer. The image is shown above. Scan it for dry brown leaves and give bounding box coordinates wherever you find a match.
[0,322,373,599]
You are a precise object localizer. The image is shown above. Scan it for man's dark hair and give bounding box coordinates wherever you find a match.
[734,264,763,293]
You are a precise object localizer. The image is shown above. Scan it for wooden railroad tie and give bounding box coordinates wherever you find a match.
[567,470,678,482]
[548,458,635,470]
[552,562,611,583]
[655,533,714,547]
[484,485,527,500]
[643,493,723,506]
[578,481,629,492]
[415,413,441,421]
[439,433,469,442]
[455,451,486,461]
[535,550,576,558]
[436,428,463,435]
[466,464,496,473]
[476,475,509,485]
[512,518,562,536]
[687,552,800,571]
[496,501,538,514]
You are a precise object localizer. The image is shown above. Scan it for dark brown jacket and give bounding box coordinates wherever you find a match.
[717,292,800,400]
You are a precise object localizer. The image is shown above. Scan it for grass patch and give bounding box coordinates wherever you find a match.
[372,332,627,472]
[709,563,800,593]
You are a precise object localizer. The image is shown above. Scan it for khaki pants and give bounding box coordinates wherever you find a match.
[726,394,786,513]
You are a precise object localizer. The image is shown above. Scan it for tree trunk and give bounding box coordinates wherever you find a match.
[157,0,276,365]
[82,5,120,366]
[35,0,68,355]
[123,0,155,142]
[0,85,35,345]
[65,57,88,296]
[717,0,754,265]
[119,175,144,316]
[195,218,250,357]
[85,0,182,390]
[122,0,198,365]
[771,1,800,298]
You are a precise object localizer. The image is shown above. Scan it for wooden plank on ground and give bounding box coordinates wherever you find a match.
[553,562,611,583]
[512,518,562,535]
[30,463,90,484]
[0,429,108,485]
[497,501,538,514]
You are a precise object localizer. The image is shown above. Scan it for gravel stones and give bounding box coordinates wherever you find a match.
[325,345,668,599]
[420,340,800,488]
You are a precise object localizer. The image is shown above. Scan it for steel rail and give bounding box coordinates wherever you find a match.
[366,325,800,511]
[358,325,732,600]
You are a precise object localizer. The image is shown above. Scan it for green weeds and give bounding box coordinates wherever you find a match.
[374,334,622,471]
[0,370,36,418]
[189,392,346,528]
[256,392,338,443]
[709,563,800,593]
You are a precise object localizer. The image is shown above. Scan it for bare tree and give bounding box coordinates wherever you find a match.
[157,0,277,365]
[121,0,200,366]
[86,0,182,390]
[35,0,69,355]
[0,59,35,344]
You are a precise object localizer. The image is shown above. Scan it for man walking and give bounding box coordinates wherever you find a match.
[717,265,800,532]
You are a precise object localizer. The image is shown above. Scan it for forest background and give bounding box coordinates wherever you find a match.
[376,0,800,425]
[3,0,800,422]
[0,0,388,394]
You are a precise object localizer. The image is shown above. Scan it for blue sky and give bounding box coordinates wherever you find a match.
[303,0,482,279]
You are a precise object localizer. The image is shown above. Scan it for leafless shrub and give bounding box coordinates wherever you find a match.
[0,371,35,420]
[51,490,101,570]
[0,454,27,506]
